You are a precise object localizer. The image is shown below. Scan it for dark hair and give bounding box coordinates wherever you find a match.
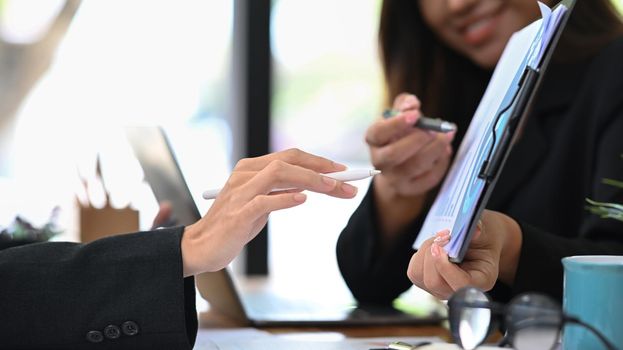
[555,0,623,62]
[378,0,623,120]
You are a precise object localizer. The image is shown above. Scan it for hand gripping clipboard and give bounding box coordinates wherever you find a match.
[413,0,576,262]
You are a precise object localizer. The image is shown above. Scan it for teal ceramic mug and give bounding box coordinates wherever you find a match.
[562,255,623,350]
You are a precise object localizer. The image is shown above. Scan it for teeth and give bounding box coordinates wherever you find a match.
[466,17,491,34]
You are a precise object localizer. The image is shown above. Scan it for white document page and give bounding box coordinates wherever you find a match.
[413,2,567,259]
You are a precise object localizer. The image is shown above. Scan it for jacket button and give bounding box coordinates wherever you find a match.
[121,321,139,336]
[104,325,121,339]
[86,330,104,343]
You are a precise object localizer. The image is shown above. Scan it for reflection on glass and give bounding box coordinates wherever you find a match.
[507,294,562,349]
[455,288,492,350]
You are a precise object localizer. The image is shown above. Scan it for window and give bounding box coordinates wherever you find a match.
[2,0,233,241]
[268,0,383,301]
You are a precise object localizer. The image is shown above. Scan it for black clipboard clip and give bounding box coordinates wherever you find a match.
[478,66,539,181]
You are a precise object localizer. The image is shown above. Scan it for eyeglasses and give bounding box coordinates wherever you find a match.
[447,286,618,350]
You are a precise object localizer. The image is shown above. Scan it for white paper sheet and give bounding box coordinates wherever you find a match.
[194,328,507,350]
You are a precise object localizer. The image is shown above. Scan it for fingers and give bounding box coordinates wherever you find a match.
[407,232,440,292]
[404,133,454,178]
[422,230,457,299]
[234,160,358,201]
[423,246,454,299]
[365,111,424,147]
[393,93,421,111]
[408,234,453,300]
[431,245,471,293]
[382,132,451,182]
[408,229,474,300]
[407,242,426,288]
[241,192,308,224]
[183,149,357,276]
[400,151,451,195]
[368,116,454,174]
[370,129,434,170]
[219,148,358,204]
[368,92,424,148]
[234,148,347,174]
[373,131,453,196]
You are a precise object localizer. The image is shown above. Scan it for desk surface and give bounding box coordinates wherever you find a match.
[199,310,453,340]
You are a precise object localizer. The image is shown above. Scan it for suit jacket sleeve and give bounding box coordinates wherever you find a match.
[0,226,198,349]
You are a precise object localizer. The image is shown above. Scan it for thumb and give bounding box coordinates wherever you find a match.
[469,219,485,245]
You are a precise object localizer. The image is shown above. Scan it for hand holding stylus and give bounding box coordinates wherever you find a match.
[202,168,380,200]
[181,149,360,277]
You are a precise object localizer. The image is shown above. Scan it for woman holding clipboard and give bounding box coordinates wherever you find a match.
[337,0,623,303]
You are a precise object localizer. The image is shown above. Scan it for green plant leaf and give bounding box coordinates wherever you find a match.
[584,154,623,222]
[602,178,623,189]
[586,198,623,211]
[585,199,623,221]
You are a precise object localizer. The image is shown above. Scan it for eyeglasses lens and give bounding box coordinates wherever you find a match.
[507,294,562,350]
[450,287,492,350]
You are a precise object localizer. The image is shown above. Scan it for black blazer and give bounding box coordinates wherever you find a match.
[337,36,623,304]
[0,227,197,349]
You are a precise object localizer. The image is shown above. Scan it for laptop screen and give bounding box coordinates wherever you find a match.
[125,126,202,226]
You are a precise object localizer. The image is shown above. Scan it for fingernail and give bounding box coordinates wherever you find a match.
[477,220,483,231]
[322,176,337,188]
[293,193,307,202]
[433,235,450,247]
[341,183,358,195]
[400,95,416,109]
[435,229,451,239]
[332,162,347,170]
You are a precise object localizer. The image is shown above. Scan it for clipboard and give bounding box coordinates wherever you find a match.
[413,0,576,262]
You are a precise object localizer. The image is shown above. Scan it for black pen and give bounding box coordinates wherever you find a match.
[383,109,456,133]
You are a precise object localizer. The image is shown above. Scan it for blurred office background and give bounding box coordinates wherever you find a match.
[2,0,621,312]
[0,0,384,310]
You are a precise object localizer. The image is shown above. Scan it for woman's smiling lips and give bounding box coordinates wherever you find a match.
[456,4,505,46]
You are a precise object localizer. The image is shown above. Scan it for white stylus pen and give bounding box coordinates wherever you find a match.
[202,168,381,200]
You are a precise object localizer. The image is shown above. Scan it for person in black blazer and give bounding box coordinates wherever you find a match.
[0,149,358,349]
[337,0,623,304]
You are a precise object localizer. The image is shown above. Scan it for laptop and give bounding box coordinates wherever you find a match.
[125,125,444,326]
